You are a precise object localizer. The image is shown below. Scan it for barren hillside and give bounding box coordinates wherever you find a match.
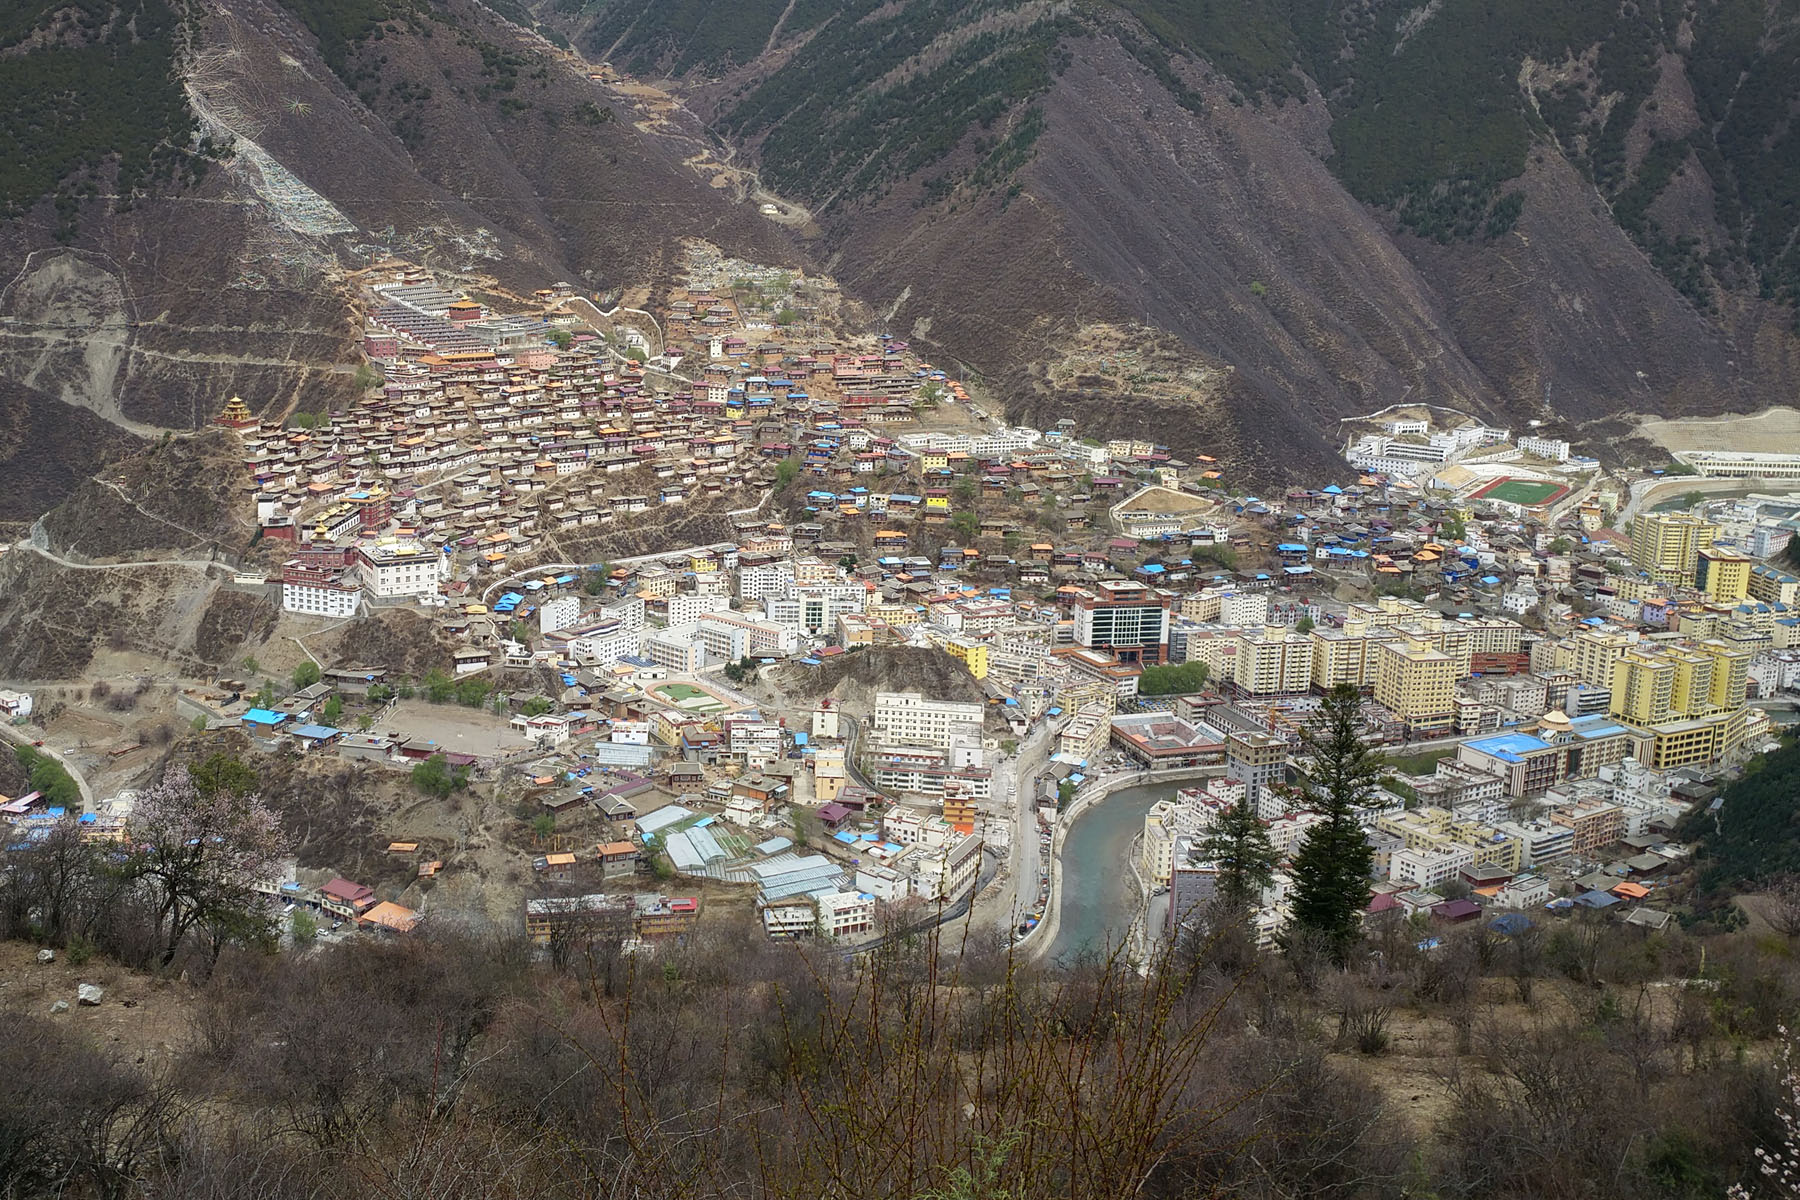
[539,0,1800,478]
[0,0,799,515]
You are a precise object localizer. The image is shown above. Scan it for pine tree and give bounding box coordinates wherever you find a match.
[1285,684,1385,963]
[1198,792,1278,914]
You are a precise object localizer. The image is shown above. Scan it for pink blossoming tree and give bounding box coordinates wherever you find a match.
[129,756,290,968]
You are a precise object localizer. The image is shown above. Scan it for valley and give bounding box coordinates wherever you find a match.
[2,5,1800,1197]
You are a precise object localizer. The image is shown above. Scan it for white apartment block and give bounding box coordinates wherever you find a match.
[871,691,984,750]
[1218,591,1269,627]
[1517,436,1571,461]
[695,612,798,660]
[766,586,866,633]
[738,559,796,602]
[283,578,360,618]
[815,891,875,938]
[1389,844,1475,889]
[357,540,445,598]
[600,595,646,635]
[668,591,730,627]
[646,626,706,672]
[559,620,643,665]
[538,595,581,635]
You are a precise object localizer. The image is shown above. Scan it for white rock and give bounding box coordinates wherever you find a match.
[77,983,104,1006]
[50,1000,69,1014]
[36,949,54,964]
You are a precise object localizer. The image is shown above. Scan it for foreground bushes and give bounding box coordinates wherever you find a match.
[0,911,1791,1199]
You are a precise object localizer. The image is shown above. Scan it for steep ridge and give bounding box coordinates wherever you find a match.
[0,0,800,515]
[537,0,1800,477]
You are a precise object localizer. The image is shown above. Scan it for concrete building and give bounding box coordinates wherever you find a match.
[815,891,875,939]
[1373,638,1457,736]
[282,569,361,618]
[1630,512,1716,585]
[1226,731,1289,820]
[357,539,445,598]
[1071,580,1171,666]
[1233,626,1315,697]
[871,691,984,750]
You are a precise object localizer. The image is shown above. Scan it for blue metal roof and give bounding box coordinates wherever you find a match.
[1464,732,1551,763]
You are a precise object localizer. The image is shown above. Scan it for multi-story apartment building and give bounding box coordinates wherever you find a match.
[667,591,730,628]
[1389,844,1476,889]
[1226,731,1289,820]
[1697,548,1754,602]
[871,692,985,750]
[736,556,795,603]
[1373,638,1457,735]
[1608,638,1750,768]
[815,891,875,938]
[1570,628,1635,689]
[1549,796,1625,856]
[1232,627,1314,696]
[1630,512,1716,585]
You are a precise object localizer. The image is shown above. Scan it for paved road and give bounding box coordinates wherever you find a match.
[0,721,95,814]
[11,541,220,574]
[977,721,1053,937]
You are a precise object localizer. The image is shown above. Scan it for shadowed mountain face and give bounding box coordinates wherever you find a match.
[4,0,1798,498]
[544,0,1800,477]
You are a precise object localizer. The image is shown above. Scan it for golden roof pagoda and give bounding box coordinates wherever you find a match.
[215,395,256,428]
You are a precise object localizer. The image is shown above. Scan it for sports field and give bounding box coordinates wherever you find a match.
[649,682,731,714]
[1472,477,1568,507]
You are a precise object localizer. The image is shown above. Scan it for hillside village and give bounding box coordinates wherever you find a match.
[8,248,1800,955]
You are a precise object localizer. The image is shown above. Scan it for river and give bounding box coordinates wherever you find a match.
[1044,781,1173,962]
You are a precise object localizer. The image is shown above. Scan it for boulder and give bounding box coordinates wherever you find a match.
[50,1000,69,1014]
[77,983,104,1006]
[36,949,54,964]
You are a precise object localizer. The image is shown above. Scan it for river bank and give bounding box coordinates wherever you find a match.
[1028,766,1220,963]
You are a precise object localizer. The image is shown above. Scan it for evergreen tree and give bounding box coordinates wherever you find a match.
[1197,793,1277,914]
[1285,685,1384,963]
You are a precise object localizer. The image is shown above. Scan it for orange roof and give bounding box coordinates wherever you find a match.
[385,841,419,854]
[598,841,637,856]
[545,852,578,867]
[1611,881,1651,900]
[360,901,421,933]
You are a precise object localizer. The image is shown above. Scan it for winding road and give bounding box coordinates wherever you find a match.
[0,722,96,814]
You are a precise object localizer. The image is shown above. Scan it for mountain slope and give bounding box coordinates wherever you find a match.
[0,0,799,517]
[541,0,1800,476]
